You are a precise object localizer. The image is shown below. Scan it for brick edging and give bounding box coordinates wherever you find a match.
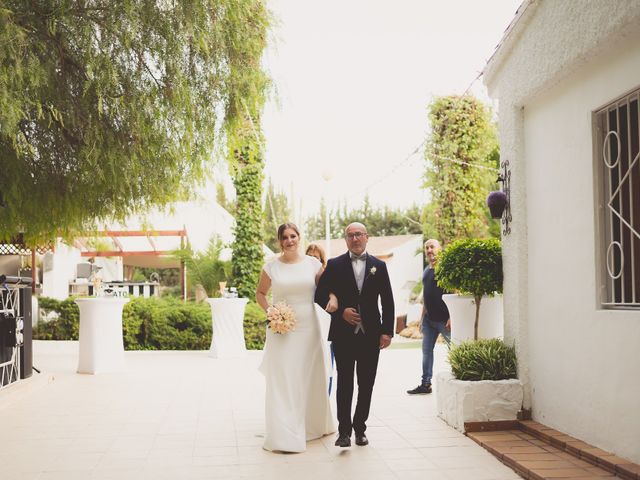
[516,420,640,480]
[467,420,640,480]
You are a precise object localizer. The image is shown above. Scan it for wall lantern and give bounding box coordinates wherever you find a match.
[487,191,507,218]
[486,159,512,235]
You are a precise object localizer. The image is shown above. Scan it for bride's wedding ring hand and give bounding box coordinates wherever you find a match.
[325,294,339,313]
[342,307,361,326]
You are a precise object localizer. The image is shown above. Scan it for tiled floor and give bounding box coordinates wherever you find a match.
[0,340,522,480]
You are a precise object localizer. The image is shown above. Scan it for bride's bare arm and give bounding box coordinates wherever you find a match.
[255,270,272,312]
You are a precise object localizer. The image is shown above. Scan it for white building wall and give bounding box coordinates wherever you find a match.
[484,0,640,463]
[523,41,640,464]
[42,242,81,300]
[386,236,423,316]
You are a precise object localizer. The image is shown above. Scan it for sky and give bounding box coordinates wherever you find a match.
[219,0,522,221]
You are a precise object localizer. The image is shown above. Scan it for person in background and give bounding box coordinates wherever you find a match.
[306,243,327,270]
[407,239,451,395]
[306,242,334,394]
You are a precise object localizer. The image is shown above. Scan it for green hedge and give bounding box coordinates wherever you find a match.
[34,296,267,350]
[243,301,266,350]
[35,297,80,340]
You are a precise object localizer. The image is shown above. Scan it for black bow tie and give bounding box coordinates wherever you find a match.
[350,253,366,261]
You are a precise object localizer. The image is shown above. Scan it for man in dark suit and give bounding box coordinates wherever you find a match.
[315,222,394,448]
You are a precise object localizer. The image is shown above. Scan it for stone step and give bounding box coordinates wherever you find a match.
[467,421,640,480]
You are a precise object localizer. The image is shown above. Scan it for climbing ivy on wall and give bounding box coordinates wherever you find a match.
[423,95,499,244]
[224,0,270,299]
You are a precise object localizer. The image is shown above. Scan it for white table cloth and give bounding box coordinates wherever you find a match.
[75,297,130,374]
[206,298,248,359]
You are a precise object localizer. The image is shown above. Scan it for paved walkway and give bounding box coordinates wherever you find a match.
[0,341,521,480]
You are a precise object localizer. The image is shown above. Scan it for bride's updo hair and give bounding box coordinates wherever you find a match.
[277,223,301,250]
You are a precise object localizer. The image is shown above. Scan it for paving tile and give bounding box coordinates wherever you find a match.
[0,342,600,480]
[529,467,592,478]
[505,453,564,462]
[617,463,640,480]
[520,460,583,470]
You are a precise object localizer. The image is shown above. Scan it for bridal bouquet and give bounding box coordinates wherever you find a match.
[266,301,297,334]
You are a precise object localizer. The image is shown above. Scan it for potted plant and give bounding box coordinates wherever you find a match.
[436,338,523,432]
[173,237,231,300]
[486,191,508,218]
[435,238,503,341]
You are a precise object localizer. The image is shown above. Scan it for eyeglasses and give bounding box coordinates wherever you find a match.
[346,232,367,240]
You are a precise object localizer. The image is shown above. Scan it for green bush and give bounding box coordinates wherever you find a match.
[173,237,231,298]
[436,238,502,339]
[34,297,80,340]
[33,296,266,350]
[448,338,517,381]
[122,297,212,350]
[244,301,266,350]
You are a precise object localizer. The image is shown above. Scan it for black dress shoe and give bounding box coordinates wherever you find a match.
[334,434,351,447]
[355,433,369,446]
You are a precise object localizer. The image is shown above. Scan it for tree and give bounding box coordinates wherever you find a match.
[0,1,270,243]
[173,237,231,298]
[263,180,292,253]
[423,95,499,244]
[435,238,503,340]
[230,120,266,299]
[305,199,423,241]
[225,6,270,298]
[215,183,234,215]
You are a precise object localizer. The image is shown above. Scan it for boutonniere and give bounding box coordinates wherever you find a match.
[369,266,377,275]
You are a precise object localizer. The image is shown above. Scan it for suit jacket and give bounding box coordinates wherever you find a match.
[315,252,395,344]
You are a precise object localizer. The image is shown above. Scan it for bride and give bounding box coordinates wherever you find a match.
[256,223,336,452]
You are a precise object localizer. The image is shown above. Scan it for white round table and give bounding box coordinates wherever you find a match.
[75,297,130,374]
[206,298,248,359]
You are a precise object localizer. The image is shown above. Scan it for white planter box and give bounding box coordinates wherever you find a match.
[435,371,523,432]
[442,294,503,343]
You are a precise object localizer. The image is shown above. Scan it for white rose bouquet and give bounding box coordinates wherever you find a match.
[266,301,297,334]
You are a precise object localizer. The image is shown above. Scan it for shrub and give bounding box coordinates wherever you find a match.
[34,297,80,340]
[172,237,231,298]
[243,301,266,350]
[448,338,517,381]
[436,238,502,339]
[34,296,267,350]
[122,297,212,350]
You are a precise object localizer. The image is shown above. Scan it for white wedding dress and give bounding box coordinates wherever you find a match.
[259,255,335,452]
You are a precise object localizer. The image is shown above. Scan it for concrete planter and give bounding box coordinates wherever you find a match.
[435,371,523,432]
[442,294,503,343]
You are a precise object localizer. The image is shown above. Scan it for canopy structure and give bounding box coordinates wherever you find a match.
[0,239,55,293]
[74,229,188,299]
[75,229,188,268]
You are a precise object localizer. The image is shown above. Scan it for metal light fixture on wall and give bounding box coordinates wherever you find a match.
[486,159,512,235]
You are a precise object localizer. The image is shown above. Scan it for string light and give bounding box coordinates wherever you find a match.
[359,138,499,197]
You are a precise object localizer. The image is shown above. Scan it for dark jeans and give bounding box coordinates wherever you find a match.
[421,317,451,385]
[332,335,380,436]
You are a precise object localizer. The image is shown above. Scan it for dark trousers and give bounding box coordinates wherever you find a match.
[332,335,380,436]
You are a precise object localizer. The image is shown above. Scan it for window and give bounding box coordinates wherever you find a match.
[595,87,640,308]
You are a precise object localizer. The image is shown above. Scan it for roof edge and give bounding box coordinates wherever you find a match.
[483,0,539,94]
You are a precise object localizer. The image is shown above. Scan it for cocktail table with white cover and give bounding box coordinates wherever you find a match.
[206,298,248,359]
[75,297,130,374]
